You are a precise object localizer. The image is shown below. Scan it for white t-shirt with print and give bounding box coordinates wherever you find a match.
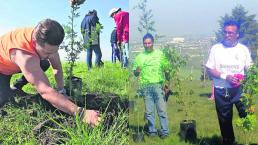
[206,42,252,88]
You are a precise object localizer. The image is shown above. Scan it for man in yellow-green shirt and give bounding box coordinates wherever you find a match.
[133,33,170,139]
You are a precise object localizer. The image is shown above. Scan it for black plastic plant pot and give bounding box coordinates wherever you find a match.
[133,132,145,143]
[180,120,197,142]
[129,100,135,110]
[66,76,83,97]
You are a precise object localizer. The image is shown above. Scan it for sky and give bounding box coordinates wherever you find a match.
[0,0,128,61]
[130,0,258,40]
[1,0,257,60]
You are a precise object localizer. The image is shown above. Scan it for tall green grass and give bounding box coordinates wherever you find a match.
[49,111,128,145]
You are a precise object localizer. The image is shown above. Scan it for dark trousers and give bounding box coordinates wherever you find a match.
[0,60,50,107]
[0,73,12,107]
[111,43,120,63]
[214,87,246,144]
[86,45,102,70]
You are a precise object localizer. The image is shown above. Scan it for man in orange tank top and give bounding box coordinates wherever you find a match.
[0,19,100,127]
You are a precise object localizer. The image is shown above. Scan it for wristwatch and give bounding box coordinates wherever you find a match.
[57,88,66,95]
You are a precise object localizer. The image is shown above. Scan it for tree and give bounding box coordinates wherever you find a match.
[61,4,84,96]
[216,5,258,59]
[133,0,156,37]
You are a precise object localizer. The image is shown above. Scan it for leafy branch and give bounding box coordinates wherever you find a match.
[235,61,258,145]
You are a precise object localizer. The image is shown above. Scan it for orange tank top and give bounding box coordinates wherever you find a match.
[0,27,38,75]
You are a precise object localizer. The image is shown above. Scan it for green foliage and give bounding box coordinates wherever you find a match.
[84,23,103,48]
[235,62,258,145]
[236,114,256,132]
[235,114,257,145]
[241,63,258,116]
[160,44,187,95]
[216,5,258,57]
[160,45,187,80]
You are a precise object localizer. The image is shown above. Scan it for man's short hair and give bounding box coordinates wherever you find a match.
[223,20,240,31]
[34,19,64,46]
[143,33,154,42]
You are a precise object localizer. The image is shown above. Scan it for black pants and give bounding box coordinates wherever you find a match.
[214,87,246,144]
[0,60,50,107]
[0,73,12,107]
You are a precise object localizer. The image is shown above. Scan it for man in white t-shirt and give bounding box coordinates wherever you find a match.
[206,20,252,145]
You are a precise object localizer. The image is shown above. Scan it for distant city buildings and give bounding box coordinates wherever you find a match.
[131,35,216,59]
[169,37,185,43]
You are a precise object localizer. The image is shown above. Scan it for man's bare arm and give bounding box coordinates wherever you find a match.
[12,50,76,115]
[48,52,65,90]
[206,67,221,79]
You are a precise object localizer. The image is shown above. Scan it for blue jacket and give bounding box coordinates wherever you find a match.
[81,14,100,46]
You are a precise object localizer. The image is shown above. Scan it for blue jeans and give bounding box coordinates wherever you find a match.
[86,45,102,70]
[111,43,120,63]
[140,83,169,135]
[121,42,129,68]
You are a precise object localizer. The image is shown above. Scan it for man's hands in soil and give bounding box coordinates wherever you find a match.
[82,110,101,127]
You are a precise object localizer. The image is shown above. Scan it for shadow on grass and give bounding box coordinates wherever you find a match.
[199,93,212,98]
[128,124,222,144]
[180,134,258,145]
[129,124,145,133]
[192,135,221,145]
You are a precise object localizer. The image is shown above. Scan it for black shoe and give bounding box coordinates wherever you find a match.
[222,138,235,145]
[10,86,29,96]
[146,132,157,137]
[160,133,169,139]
